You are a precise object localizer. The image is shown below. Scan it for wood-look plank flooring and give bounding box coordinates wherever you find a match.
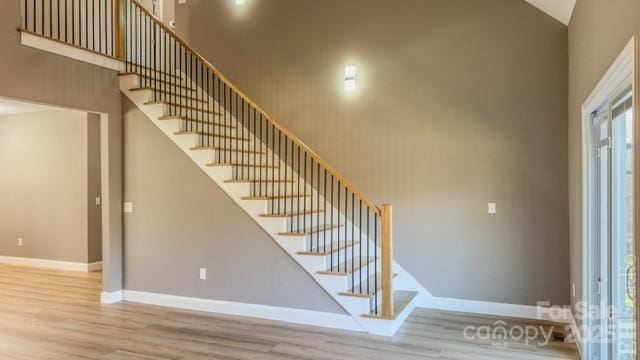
[0,264,578,359]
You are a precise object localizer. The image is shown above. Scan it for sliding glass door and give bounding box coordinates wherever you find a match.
[588,90,636,359]
[611,95,636,359]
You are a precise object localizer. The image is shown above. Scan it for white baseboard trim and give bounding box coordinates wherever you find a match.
[87,261,103,272]
[422,296,572,324]
[101,290,124,304]
[114,290,364,332]
[0,256,101,273]
[20,31,124,72]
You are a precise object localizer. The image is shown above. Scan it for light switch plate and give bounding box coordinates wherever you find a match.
[96,197,101,206]
[488,203,496,214]
[18,238,22,247]
[199,268,207,280]
[124,202,133,213]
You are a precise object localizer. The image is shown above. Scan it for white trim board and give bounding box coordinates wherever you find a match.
[103,290,365,333]
[20,31,124,72]
[101,289,574,335]
[423,296,572,324]
[0,256,102,272]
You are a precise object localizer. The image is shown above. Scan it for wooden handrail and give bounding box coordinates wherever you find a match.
[129,0,381,215]
[381,204,394,318]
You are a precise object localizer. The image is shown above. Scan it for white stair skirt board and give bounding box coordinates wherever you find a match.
[424,296,573,324]
[120,73,430,336]
[120,290,364,333]
[0,256,101,272]
[20,31,124,72]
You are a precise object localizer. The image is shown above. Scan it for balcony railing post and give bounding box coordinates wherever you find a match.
[115,0,126,59]
[381,203,394,318]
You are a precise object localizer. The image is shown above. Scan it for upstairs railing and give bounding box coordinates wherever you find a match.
[21,0,396,318]
[22,0,120,58]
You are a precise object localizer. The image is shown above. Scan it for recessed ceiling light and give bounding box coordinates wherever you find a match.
[234,0,246,5]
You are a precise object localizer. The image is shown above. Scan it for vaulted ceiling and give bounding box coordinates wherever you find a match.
[525,0,576,25]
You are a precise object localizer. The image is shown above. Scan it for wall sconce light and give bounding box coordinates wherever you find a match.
[344,65,357,92]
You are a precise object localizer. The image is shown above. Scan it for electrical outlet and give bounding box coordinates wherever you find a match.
[572,283,575,298]
[123,202,133,213]
[199,268,207,280]
[488,203,497,214]
[18,238,22,247]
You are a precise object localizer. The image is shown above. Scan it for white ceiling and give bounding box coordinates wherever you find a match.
[525,0,576,25]
[0,98,54,116]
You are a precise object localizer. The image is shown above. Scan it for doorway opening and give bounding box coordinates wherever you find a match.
[0,97,107,295]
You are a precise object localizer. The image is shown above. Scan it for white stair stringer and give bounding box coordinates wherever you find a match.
[120,73,429,336]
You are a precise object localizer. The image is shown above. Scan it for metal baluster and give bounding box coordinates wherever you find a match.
[337,180,341,272]
[323,169,327,254]
[374,214,378,314]
[329,175,334,269]
[351,192,355,291]
[367,207,370,297]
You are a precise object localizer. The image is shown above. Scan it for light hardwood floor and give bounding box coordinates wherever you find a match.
[0,264,578,359]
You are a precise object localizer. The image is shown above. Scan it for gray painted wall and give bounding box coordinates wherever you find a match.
[175,0,570,305]
[123,98,345,313]
[0,109,101,263]
[0,0,122,291]
[568,0,640,323]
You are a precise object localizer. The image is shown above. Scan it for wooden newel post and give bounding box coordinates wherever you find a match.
[381,204,394,318]
[115,0,126,60]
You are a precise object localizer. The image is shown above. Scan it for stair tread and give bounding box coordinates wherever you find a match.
[242,194,311,200]
[144,101,220,115]
[362,291,418,320]
[298,240,358,256]
[194,147,264,154]
[338,273,398,298]
[278,225,343,236]
[318,257,376,276]
[208,163,276,168]
[259,209,324,217]
[174,131,249,141]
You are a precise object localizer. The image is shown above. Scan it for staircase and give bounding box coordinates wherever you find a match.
[21,0,428,336]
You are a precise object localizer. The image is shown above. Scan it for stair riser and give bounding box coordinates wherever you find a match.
[178,121,238,137]
[280,227,344,243]
[306,243,363,266]
[283,212,329,229]
[192,151,265,165]
[129,76,190,92]
[267,198,321,213]
[196,137,253,150]
[317,260,382,294]
[249,183,316,197]
[232,167,287,181]
[151,94,208,107]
